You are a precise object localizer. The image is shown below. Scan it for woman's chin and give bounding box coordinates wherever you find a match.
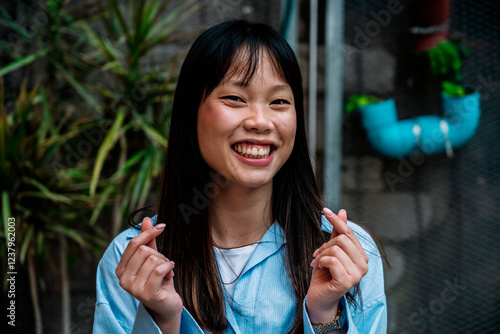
[228,175,274,191]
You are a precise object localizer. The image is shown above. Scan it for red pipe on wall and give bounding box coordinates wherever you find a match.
[410,0,451,51]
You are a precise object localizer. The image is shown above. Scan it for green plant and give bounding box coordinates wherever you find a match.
[81,0,199,236]
[427,40,469,83]
[0,2,107,332]
[0,0,199,333]
[442,81,467,97]
[0,78,106,334]
[345,94,383,114]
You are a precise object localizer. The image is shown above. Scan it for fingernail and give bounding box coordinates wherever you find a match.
[313,248,319,257]
[323,207,334,216]
[310,259,315,267]
[154,223,166,230]
[170,261,175,266]
[318,263,323,269]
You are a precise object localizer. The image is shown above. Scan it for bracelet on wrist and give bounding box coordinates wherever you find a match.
[311,304,346,333]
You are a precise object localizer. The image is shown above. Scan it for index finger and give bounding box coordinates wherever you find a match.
[323,207,342,240]
[116,223,166,274]
[141,217,157,250]
[323,207,364,253]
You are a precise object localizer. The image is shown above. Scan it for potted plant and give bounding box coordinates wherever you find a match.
[345,95,419,158]
[441,81,481,149]
[345,95,397,129]
[345,82,480,158]
[423,38,480,152]
[426,40,470,83]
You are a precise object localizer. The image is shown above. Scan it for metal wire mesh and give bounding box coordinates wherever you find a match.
[341,0,500,332]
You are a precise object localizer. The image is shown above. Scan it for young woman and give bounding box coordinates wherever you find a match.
[93,20,387,334]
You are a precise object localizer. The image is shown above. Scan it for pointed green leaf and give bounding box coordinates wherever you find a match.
[1,191,11,239]
[89,183,115,226]
[90,108,126,195]
[0,77,6,165]
[0,17,31,39]
[20,225,35,264]
[109,0,132,49]
[0,47,49,76]
[55,63,101,113]
[80,22,120,63]
[139,1,198,57]
[110,150,145,183]
[37,87,52,148]
[21,177,72,204]
[51,225,88,248]
[130,147,152,209]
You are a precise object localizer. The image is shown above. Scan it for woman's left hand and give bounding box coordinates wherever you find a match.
[306,207,369,323]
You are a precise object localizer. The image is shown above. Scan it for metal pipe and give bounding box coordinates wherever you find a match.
[324,0,345,210]
[281,0,299,54]
[308,0,318,169]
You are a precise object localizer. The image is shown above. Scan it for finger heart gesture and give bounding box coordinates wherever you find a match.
[306,208,369,323]
[115,218,183,326]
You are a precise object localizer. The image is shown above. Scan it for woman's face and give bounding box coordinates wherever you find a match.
[197,54,297,191]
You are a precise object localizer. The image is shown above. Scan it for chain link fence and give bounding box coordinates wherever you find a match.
[341,0,499,332]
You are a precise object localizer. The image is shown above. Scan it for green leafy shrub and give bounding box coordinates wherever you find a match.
[345,94,383,113]
[0,1,198,332]
[427,40,469,83]
[442,81,467,97]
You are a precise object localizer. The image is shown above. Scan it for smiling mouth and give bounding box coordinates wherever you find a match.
[232,142,273,159]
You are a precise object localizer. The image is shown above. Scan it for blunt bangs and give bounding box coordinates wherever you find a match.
[199,21,301,103]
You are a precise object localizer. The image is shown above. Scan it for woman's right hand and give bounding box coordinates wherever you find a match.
[115,217,183,331]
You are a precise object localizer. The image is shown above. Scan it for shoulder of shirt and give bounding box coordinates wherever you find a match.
[320,215,378,253]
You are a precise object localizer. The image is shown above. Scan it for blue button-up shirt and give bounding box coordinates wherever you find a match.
[93,216,387,333]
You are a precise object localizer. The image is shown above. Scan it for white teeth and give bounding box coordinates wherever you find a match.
[233,144,272,159]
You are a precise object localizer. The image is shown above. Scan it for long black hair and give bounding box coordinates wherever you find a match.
[152,20,357,333]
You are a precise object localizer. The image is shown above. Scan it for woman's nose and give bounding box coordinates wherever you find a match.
[244,106,274,133]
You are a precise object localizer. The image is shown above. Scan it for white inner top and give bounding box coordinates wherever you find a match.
[213,243,258,298]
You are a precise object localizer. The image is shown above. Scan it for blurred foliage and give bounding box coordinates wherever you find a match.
[425,39,470,83]
[344,94,383,113]
[442,81,467,97]
[0,0,198,332]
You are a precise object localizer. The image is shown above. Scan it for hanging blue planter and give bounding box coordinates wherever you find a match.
[358,98,398,129]
[442,91,481,149]
[357,92,480,158]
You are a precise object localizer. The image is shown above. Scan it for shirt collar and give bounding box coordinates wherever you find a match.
[128,216,287,273]
[238,221,285,278]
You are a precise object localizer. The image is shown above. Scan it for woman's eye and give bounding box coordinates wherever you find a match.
[223,96,244,102]
[271,99,291,105]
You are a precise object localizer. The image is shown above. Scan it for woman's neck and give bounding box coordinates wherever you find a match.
[209,183,273,249]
